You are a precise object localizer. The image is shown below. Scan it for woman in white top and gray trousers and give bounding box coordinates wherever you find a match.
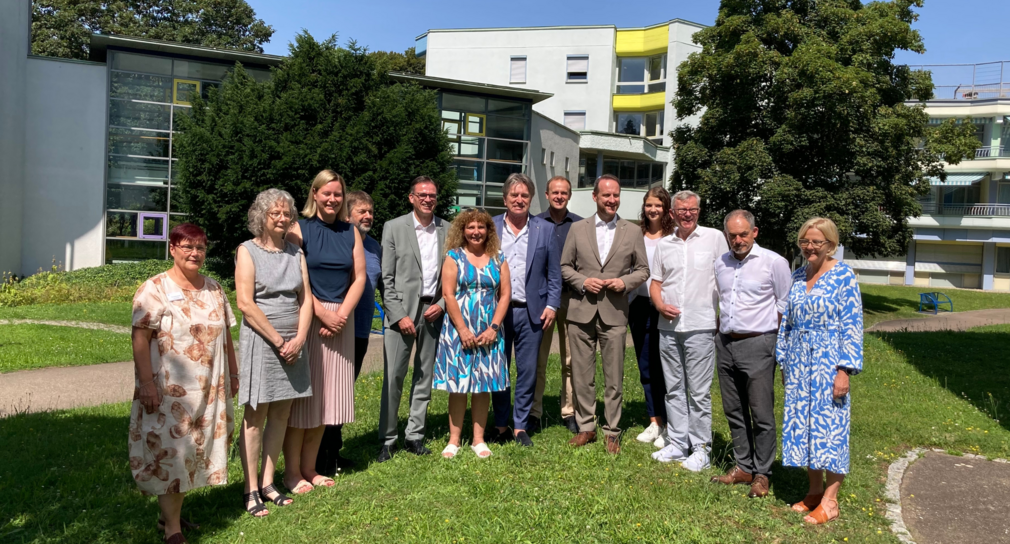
[648,190,729,472]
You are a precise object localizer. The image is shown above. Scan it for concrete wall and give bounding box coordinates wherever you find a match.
[0,0,30,276]
[425,27,617,132]
[22,58,108,275]
[529,112,581,214]
[665,21,703,149]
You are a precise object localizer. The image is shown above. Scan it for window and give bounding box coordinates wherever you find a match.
[510,57,527,84]
[614,111,664,142]
[465,113,486,136]
[616,54,667,94]
[541,148,547,165]
[616,112,642,135]
[172,79,200,105]
[563,111,586,131]
[998,182,1010,204]
[565,157,571,172]
[567,56,589,82]
[997,247,1010,274]
[550,151,555,167]
[578,153,663,188]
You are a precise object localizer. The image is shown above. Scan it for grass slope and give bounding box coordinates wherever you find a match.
[1,326,1008,543]
[0,325,133,373]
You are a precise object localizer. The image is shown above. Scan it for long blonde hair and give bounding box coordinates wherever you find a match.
[445,208,500,257]
[302,169,347,220]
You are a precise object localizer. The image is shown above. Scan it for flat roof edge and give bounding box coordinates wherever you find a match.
[90,34,285,66]
[418,18,708,39]
[27,55,107,67]
[389,72,554,103]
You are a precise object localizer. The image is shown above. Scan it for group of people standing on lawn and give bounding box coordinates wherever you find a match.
[129,170,862,543]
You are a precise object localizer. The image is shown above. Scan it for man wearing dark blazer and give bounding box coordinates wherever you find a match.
[488,173,562,447]
[560,174,649,454]
[377,176,449,462]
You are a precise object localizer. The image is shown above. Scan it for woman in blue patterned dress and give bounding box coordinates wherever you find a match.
[434,209,511,459]
[776,217,862,525]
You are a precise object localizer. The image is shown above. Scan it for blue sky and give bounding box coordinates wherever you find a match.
[246,0,1009,67]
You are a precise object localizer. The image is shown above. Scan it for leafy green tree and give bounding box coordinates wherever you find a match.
[671,0,979,260]
[369,47,426,75]
[31,0,273,60]
[173,33,457,276]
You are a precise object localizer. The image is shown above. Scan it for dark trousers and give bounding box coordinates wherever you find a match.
[715,332,777,477]
[628,296,665,420]
[492,304,543,431]
[316,336,369,474]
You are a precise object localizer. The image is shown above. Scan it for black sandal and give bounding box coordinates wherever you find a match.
[243,491,269,517]
[157,517,200,532]
[260,483,293,506]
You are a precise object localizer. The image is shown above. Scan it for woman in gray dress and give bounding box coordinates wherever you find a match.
[235,189,314,517]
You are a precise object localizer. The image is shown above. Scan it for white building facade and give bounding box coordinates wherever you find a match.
[416,19,705,218]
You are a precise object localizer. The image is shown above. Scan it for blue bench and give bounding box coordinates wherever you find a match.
[372,301,384,335]
[918,292,953,315]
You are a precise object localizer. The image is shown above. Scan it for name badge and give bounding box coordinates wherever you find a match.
[167,292,184,302]
[809,288,826,297]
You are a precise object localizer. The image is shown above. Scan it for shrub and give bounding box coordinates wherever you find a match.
[0,261,226,307]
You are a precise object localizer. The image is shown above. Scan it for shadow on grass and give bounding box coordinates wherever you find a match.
[861,291,920,318]
[873,329,1010,433]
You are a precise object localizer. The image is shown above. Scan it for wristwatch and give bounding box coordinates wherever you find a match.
[491,323,500,332]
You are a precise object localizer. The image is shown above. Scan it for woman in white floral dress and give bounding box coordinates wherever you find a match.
[129,223,238,544]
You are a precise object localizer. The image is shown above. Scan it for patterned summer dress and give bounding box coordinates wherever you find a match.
[129,273,237,495]
[433,248,509,394]
[776,262,863,474]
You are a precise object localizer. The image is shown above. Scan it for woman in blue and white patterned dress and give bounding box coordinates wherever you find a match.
[776,217,863,525]
[434,209,511,459]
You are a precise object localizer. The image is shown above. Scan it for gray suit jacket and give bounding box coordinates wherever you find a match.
[380,212,449,327]
[560,215,649,327]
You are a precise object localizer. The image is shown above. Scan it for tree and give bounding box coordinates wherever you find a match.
[671,0,979,260]
[369,47,426,75]
[173,33,457,276]
[31,0,273,60]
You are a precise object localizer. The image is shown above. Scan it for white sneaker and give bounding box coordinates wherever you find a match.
[651,444,687,463]
[653,434,667,449]
[636,422,661,443]
[681,450,711,472]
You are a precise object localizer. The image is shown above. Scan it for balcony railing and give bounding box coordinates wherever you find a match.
[920,203,1010,216]
[975,146,1010,158]
[908,61,1010,100]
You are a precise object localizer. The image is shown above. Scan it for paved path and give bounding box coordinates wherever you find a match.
[901,452,1010,543]
[0,319,130,334]
[866,308,1010,333]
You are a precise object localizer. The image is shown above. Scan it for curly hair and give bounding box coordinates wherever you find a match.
[248,188,298,237]
[444,208,500,257]
[640,186,675,236]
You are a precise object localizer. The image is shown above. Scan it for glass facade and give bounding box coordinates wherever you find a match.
[440,92,531,215]
[614,111,665,143]
[616,54,667,95]
[104,50,270,263]
[577,154,665,189]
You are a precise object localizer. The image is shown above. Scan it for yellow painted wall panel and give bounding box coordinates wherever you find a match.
[994,276,1010,291]
[914,272,930,287]
[612,92,667,112]
[616,26,670,56]
[963,273,981,289]
[889,272,905,285]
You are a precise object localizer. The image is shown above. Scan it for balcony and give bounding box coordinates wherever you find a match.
[920,203,1010,216]
[975,145,1010,158]
[909,61,1010,100]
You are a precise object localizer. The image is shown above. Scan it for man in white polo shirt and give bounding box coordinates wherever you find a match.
[711,209,791,498]
[648,190,729,471]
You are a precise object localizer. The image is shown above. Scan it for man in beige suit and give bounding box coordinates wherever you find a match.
[560,174,649,454]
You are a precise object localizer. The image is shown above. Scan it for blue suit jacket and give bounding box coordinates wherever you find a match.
[493,213,562,327]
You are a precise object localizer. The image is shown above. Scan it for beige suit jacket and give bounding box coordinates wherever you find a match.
[560,216,649,327]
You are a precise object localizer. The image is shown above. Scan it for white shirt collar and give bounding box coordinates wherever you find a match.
[731,242,764,263]
[505,214,530,237]
[594,213,617,227]
[412,212,435,231]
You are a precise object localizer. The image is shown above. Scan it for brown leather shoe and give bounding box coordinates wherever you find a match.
[710,466,754,485]
[605,434,621,454]
[568,431,597,447]
[748,474,770,498]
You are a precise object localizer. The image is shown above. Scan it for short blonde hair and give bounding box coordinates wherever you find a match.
[302,169,347,220]
[797,217,840,255]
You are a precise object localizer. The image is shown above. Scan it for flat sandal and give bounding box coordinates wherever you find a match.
[243,490,269,518]
[791,493,824,513]
[260,483,293,506]
[804,499,839,525]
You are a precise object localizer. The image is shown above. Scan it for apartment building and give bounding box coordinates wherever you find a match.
[416,19,705,218]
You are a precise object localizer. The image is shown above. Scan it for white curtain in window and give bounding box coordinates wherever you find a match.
[567,56,589,74]
[510,57,526,83]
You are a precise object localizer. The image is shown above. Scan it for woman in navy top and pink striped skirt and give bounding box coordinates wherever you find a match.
[283,170,366,494]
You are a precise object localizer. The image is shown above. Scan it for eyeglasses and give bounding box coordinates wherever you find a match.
[174,244,208,254]
[674,207,700,215]
[798,239,829,249]
[267,211,293,220]
[412,193,437,201]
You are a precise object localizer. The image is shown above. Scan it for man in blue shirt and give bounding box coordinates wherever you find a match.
[315,190,382,475]
[532,176,583,433]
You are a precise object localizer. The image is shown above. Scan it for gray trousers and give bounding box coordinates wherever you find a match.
[568,315,627,437]
[715,332,777,476]
[659,329,716,454]
[378,303,441,446]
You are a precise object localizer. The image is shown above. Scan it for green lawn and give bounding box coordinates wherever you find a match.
[0,325,133,373]
[0,302,133,328]
[1,324,1008,543]
[860,283,1010,328]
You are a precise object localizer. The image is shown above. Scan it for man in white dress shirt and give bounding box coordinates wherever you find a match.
[710,209,791,498]
[648,190,729,471]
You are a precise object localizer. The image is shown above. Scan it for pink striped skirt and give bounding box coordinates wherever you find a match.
[288,302,355,428]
